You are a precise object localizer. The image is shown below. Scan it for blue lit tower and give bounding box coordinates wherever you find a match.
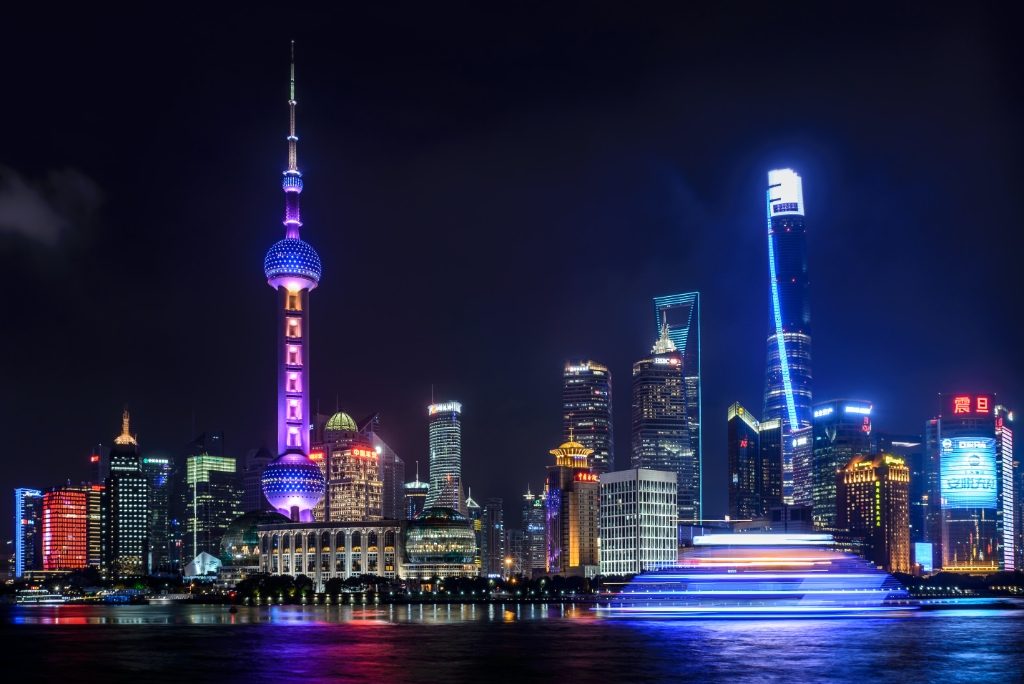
[762,169,813,502]
[654,292,702,517]
[261,44,326,522]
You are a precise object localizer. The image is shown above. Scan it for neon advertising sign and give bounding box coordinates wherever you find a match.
[948,394,992,416]
[940,437,997,509]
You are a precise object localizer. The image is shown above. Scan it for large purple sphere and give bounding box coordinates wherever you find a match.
[261,453,325,521]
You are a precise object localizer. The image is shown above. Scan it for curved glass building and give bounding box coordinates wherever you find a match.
[404,506,478,578]
[763,169,813,503]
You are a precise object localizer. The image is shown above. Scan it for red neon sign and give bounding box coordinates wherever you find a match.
[89,455,100,463]
[575,472,599,483]
[950,394,992,416]
[309,450,325,462]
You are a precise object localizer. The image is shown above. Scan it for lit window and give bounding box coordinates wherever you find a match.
[286,318,302,338]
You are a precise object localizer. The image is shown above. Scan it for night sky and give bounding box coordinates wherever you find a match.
[3,5,1022,531]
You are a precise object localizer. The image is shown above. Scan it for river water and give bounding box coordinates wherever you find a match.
[5,603,1023,682]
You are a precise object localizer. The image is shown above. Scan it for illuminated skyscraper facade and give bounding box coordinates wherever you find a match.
[995,405,1016,572]
[631,326,697,521]
[759,418,784,515]
[404,467,429,520]
[930,393,1003,572]
[563,360,614,473]
[545,437,600,577]
[482,498,506,576]
[327,439,383,522]
[599,468,678,575]
[261,45,326,523]
[811,400,872,529]
[14,488,43,577]
[837,454,911,573]
[42,487,88,571]
[727,402,760,519]
[184,453,241,560]
[522,489,546,575]
[102,411,149,578]
[424,402,464,512]
[85,485,103,569]
[654,292,702,506]
[141,456,172,573]
[762,169,813,501]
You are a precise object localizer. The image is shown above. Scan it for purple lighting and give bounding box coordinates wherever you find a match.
[261,42,325,522]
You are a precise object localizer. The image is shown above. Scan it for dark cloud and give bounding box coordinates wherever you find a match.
[0,166,102,245]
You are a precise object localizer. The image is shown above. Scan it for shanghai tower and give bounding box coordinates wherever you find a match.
[762,168,812,502]
[260,44,326,522]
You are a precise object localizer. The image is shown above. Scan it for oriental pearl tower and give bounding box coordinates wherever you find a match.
[260,43,325,522]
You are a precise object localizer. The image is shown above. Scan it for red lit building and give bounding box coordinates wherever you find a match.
[42,487,89,571]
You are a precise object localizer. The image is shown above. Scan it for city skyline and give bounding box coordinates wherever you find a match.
[3,6,1023,531]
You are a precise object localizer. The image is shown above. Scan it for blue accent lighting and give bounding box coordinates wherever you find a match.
[264,237,322,283]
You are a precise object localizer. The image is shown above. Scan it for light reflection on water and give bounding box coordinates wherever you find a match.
[3,604,1023,683]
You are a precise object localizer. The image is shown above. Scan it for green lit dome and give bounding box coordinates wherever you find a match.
[220,510,290,566]
[325,411,358,434]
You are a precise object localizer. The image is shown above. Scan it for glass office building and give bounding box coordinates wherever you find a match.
[762,170,813,502]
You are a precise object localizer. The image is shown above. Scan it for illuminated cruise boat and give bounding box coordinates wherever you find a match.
[598,534,913,619]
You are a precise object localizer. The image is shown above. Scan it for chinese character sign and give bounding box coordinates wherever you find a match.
[940,437,997,509]
[946,394,993,417]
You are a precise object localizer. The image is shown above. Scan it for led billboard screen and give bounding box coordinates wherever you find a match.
[914,542,933,574]
[940,436,997,509]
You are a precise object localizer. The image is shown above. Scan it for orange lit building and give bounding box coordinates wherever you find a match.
[545,435,600,577]
[837,454,910,573]
[328,438,383,523]
[42,487,89,571]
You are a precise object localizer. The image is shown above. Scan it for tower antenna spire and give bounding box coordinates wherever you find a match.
[281,40,303,238]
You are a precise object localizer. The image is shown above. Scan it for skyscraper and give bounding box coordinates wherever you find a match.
[359,414,406,520]
[928,393,1008,572]
[631,325,697,521]
[327,439,383,522]
[13,488,42,577]
[184,453,241,560]
[260,45,326,523]
[316,411,361,521]
[759,418,784,516]
[562,360,614,473]
[811,400,872,529]
[837,454,911,574]
[654,292,702,503]
[522,488,546,576]
[404,462,430,520]
[424,402,464,511]
[102,410,149,578]
[995,405,1016,572]
[762,169,813,501]
[727,402,760,519]
[42,487,88,571]
[599,468,678,575]
[240,447,273,513]
[482,497,506,576]
[85,484,103,569]
[464,489,483,572]
[545,436,600,576]
[140,455,172,573]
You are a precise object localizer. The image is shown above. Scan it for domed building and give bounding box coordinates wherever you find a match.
[404,506,478,579]
[220,510,291,568]
[324,411,358,437]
